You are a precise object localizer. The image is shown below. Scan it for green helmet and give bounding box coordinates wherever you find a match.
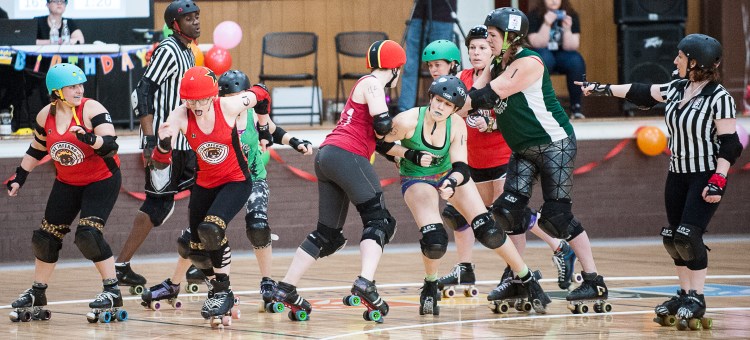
[422,40,461,64]
[46,63,86,95]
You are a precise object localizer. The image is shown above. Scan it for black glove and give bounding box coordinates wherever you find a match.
[257,123,273,147]
[158,136,172,153]
[141,135,157,167]
[7,166,29,191]
[75,127,97,145]
[289,137,312,154]
[404,149,429,166]
[706,173,727,197]
[441,176,458,198]
[585,81,613,96]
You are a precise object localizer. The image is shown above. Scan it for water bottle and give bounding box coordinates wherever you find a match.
[49,19,59,45]
[61,19,70,45]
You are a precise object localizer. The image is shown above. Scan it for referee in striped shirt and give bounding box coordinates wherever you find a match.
[578,34,742,323]
[115,0,202,290]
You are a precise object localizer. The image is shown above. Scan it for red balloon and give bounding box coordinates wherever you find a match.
[204,46,232,75]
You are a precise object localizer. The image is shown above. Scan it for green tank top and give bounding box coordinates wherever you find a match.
[239,108,269,180]
[493,48,574,150]
[399,106,452,177]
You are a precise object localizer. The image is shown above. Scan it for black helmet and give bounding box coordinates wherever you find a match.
[218,70,250,97]
[484,7,529,38]
[465,25,488,47]
[429,75,468,108]
[678,34,722,69]
[164,0,200,26]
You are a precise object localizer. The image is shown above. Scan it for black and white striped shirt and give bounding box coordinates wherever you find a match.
[141,36,194,150]
[660,79,736,173]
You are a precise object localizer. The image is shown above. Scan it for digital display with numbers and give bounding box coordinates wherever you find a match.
[1,0,148,19]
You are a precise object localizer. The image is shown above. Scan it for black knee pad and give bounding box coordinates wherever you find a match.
[357,194,397,248]
[472,212,507,249]
[441,204,468,231]
[660,225,681,261]
[565,218,585,241]
[539,199,575,239]
[139,196,176,227]
[674,224,707,266]
[73,220,113,263]
[32,229,64,263]
[490,191,530,235]
[189,249,213,270]
[209,244,232,269]
[419,223,448,259]
[300,223,348,259]
[245,212,271,249]
[176,228,191,259]
[197,215,227,251]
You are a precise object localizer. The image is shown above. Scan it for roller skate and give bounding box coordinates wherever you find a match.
[419,279,441,316]
[258,277,277,312]
[653,289,686,327]
[201,276,239,329]
[185,265,207,294]
[342,276,389,323]
[9,283,51,322]
[566,271,611,314]
[86,287,128,323]
[552,240,581,290]
[115,262,146,295]
[141,278,182,310]
[488,269,549,314]
[266,281,311,321]
[437,263,478,298]
[676,290,712,331]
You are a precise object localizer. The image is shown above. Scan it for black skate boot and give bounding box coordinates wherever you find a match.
[201,275,238,328]
[437,263,478,298]
[566,271,611,314]
[268,281,311,321]
[653,289,686,326]
[343,276,389,323]
[116,262,146,295]
[141,278,182,310]
[258,277,277,312]
[520,270,551,314]
[87,287,127,323]
[552,240,578,290]
[185,265,207,294]
[9,283,51,322]
[488,269,541,314]
[419,279,441,316]
[676,290,712,331]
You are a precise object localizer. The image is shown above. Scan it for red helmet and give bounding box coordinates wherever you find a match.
[180,66,218,100]
[366,40,406,69]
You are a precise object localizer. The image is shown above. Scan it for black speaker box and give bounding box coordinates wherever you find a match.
[618,23,684,84]
[615,0,687,24]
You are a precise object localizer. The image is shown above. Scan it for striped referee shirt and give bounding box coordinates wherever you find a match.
[659,79,736,173]
[140,36,195,150]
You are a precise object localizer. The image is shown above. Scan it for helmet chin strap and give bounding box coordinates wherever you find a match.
[384,68,399,88]
[55,90,80,124]
[171,21,196,44]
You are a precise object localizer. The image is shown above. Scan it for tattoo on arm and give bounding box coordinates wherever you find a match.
[367,84,382,97]
[241,95,251,107]
[510,69,518,78]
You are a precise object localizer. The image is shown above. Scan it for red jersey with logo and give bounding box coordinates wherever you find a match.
[186,99,249,188]
[320,76,377,159]
[460,69,511,168]
[44,98,120,186]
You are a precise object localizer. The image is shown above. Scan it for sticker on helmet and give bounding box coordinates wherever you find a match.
[508,14,522,31]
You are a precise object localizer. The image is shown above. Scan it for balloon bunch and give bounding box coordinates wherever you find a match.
[205,21,242,75]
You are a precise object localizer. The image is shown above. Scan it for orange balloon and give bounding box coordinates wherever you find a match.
[636,126,667,156]
[190,42,204,66]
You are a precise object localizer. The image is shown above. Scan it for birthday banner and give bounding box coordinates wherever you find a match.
[1,46,151,76]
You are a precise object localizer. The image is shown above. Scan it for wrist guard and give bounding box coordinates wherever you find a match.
[289,137,312,153]
[469,86,500,110]
[442,176,458,198]
[586,81,613,96]
[75,128,97,145]
[257,123,273,147]
[404,149,428,166]
[7,166,30,191]
[706,173,726,197]
[158,136,172,153]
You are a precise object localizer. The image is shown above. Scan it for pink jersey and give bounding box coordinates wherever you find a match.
[320,76,377,159]
[460,69,511,168]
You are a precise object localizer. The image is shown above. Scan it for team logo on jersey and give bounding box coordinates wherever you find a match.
[692,97,705,110]
[196,142,228,165]
[49,142,85,166]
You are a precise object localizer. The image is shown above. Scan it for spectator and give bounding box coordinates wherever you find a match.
[35,0,84,45]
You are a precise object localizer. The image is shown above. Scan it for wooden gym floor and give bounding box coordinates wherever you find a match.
[2,237,749,339]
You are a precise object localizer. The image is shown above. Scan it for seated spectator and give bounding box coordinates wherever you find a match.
[35,0,84,45]
[527,0,585,119]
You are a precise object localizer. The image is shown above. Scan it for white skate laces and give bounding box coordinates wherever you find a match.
[93,291,118,304]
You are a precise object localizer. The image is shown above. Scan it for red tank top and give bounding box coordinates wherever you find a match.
[186,98,249,188]
[460,69,511,168]
[44,98,120,186]
[320,76,377,159]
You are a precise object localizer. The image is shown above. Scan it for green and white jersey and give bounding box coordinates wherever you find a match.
[239,108,270,180]
[399,106,453,177]
[493,48,574,151]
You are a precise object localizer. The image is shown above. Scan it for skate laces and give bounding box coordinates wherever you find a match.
[17,288,35,304]
[93,290,118,303]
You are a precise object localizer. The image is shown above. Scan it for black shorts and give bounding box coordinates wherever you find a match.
[144,149,196,196]
[44,170,121,226]
[470,164,507,183]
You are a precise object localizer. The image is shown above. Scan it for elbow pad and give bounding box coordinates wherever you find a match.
[718,132,742,165]
[271,126,287,143]
[94,135,119,158]
[375,140,395,155]
[625,83,659,109]
[450,161,471,186]
[468,86,500,110]
[372,112,393,136]
[133,78,157,118]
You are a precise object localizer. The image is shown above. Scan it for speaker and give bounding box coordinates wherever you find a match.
[618,23,684,84]
[615,0,687,24]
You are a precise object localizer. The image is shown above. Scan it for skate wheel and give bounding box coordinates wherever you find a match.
[20,310,32,322]
[344,295,361,306]
[464,286,479,297]
[41,309,51,321]
[573,273,583,284]
[489,301,509,314]
[521,301,532,312]
[271,302,285,314]
[662,315,677,327]
[186,283,200,294]
[86,312,98,323]
[149,301,161,310]
[222,315,232,326]
[231,307,241,320]
[99,311,112,323]
[599,302,612,313]
[575,304,589,314]
[290,310,307,321]
[677,319,688,331]
[688,318,702,330]
[129,285,144,296]
[444,287,456,298]
[701,318,712,329]
[172,299,183,309]
[210,317,222,329]
[9,311,19,322]
[116,309,128,321]
[368,310,382,322]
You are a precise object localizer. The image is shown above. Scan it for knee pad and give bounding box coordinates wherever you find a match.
[539,200,576,239]
[674,224,707,264]
[472,212,507,249]
[73,219,113,263]
[660,225,681,261]
[441,204,469,231]
[176,228,191,259]
[32,228,64,263]
[245,212,272,249]
[197,215,227,251]
[490,191,530,235]
[300,223,347,259]
[419,223,448,259]
[209,244,232,269]
[357,194,397,248]
[188,249,213,270]
[139,196,176,227]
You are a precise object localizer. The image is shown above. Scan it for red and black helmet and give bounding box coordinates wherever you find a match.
[366,40,406,69]
[180,66,218,100]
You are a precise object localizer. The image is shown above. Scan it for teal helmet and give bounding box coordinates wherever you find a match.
[46,63,86,95]
[422,40,461,63]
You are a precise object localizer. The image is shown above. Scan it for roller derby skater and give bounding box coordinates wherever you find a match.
[141,278,183,311]
[419,279,440,316]
[566,272,611,314]
[488,269,548,314]
[653,289,686,327]
[267,281,311,321]
[87,283,128,323]
[437,263,478,298]
[9,283,51,322]
[676,290,712,331]
[116,262,147,295]
[343,276,390,323]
